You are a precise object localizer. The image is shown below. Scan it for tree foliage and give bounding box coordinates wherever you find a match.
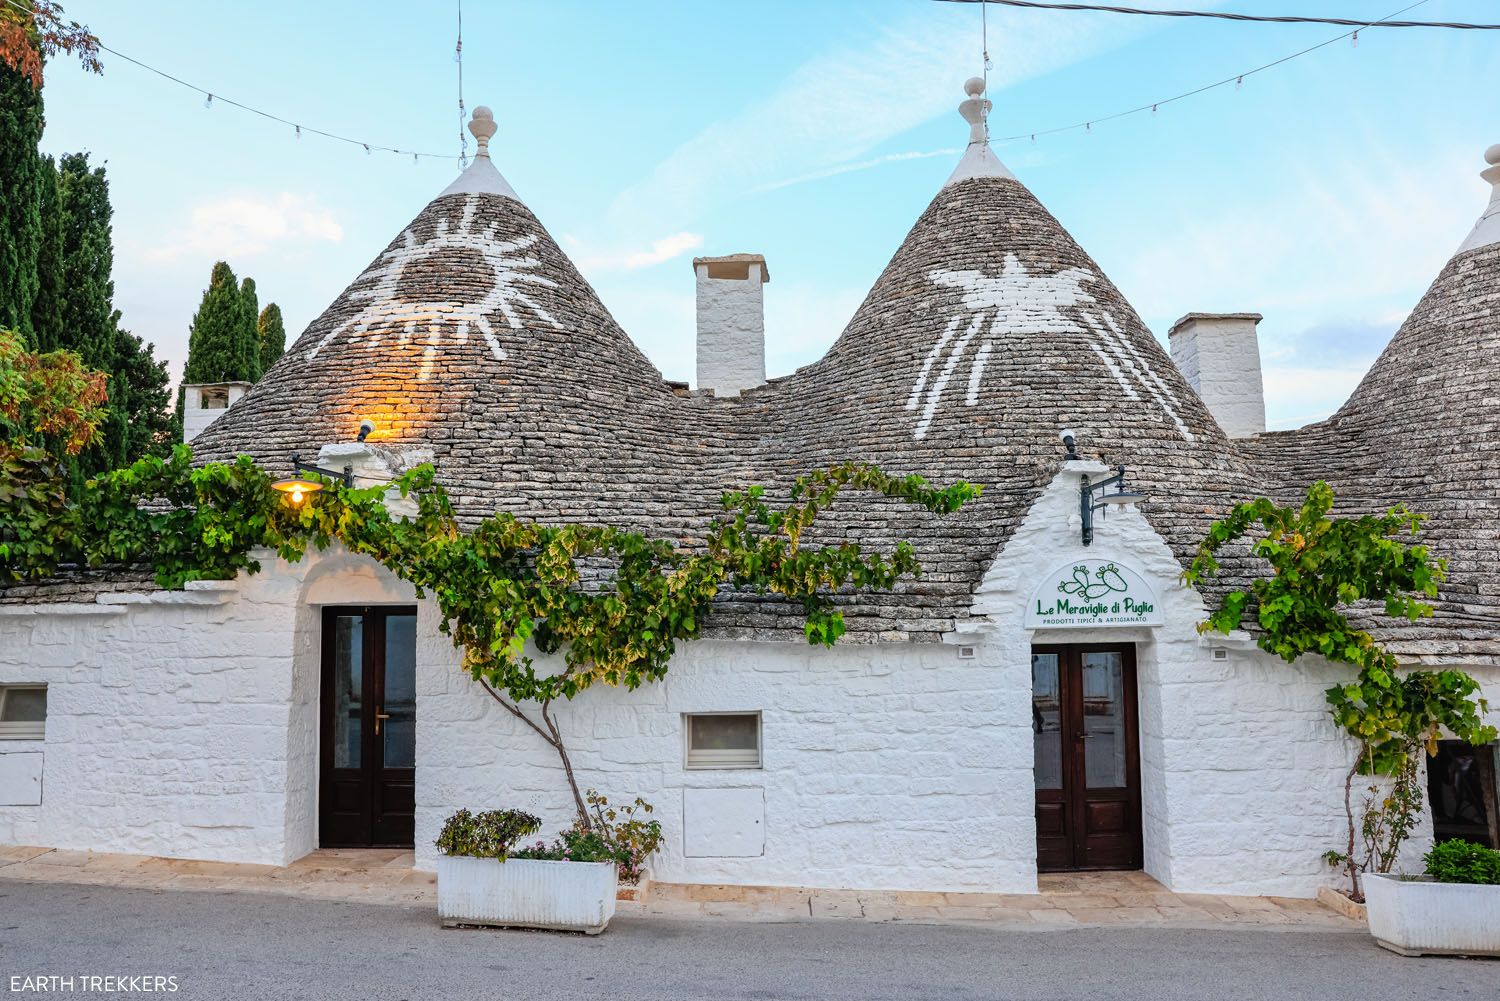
[30,152,63,351]
[0,327,108,574]
[0,0,100,87]
[237,277,262,382]
[183,262,247,384]
[257,303,286,373]
[0,60,43,345]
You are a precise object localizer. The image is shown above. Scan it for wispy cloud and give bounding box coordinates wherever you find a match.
[603,6,1150,236]
[568,231,705,273]
[752,149,962,196]
[147,192,343,262]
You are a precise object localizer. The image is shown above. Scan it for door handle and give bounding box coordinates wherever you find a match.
[375,709,390,736]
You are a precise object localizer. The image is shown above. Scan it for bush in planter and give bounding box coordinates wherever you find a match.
[1424,839,1500,886]
[435,808,541,860]
[512,791,663,885]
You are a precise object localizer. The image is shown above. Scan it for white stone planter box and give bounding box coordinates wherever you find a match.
[1364,874,1500,957]
[437,856,617,934]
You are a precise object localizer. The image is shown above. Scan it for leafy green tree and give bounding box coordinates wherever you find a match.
[30,154,63,351]
[237,276,262,382]
[183,261,248,383]
[113,320,173,460]
[55,152,114,370]
[1187,482,1496,899]
[0,1,101,347]
[258,302,286,372]
[0,326,107,575]
[0,61,43,345]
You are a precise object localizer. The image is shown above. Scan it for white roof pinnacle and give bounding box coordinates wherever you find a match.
[1455,143,1500,256]
[944,77,1016,188]
[438,105,521,201]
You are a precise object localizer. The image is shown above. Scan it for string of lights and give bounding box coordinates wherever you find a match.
[984,0,1438,145]
[0,0,462,162]
[936,0,1500,30]
[2,0,1475,169]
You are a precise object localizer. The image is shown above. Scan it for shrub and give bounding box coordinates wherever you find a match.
[434,808,541,860]
[510,791,663,885]
[1423,839,1500,885]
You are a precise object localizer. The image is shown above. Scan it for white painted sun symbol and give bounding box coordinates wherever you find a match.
[306,193,562,380]
[906,253,1193,442]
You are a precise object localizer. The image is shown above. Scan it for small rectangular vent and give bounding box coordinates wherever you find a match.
[1211,648,1230,662]
[957,645,977,660]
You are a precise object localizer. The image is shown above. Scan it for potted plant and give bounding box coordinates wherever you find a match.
[435,793,663,935]
[435,807,619,935]
[1365,839,1500,957]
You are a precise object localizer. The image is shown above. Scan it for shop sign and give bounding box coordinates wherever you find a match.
[1025,559,1163,628]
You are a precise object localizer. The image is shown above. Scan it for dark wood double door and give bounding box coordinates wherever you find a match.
[320,606,417,848]
[1032,644,1142,871]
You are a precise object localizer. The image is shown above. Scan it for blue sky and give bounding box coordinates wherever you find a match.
[35,0,1500,429]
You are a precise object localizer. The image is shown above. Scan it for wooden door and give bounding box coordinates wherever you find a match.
[1032,644,1142,871]
[319,606,417,848]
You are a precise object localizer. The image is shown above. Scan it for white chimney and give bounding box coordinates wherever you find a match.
[694,254,768,397]
[1168,313,1266,438]
[182,381,254,443]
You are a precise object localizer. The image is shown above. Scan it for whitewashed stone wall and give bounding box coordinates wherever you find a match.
[974,460,1500,897]
[2,505,1495,897]
[0,546,447,867]
[415,635,1035,892]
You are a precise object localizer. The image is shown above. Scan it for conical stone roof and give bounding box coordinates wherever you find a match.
[193,94,1265,640]
[761,81,1259,629]
[1241,145,1500,661]
[192,108,734,538]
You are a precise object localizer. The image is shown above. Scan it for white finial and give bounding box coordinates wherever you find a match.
[468,106,497,159]
[959,77,990,145]
[437,103,521,200]
[942,77,1015,188]
[1456,142,1500,255]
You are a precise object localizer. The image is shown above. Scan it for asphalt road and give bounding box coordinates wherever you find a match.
[1,881,1495,1001]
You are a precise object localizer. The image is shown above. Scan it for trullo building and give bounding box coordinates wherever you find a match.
[2,88,1498,898]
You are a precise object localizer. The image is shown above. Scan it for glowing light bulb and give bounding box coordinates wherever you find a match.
[290,487,304,505]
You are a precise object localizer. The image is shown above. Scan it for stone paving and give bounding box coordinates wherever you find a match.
[0,845,1359,930]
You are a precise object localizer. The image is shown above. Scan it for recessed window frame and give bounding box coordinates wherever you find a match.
[0,684,47,740]
[683,711,762,770]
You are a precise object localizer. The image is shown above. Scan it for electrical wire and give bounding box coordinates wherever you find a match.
[935,0,1500,30]
[456,0,467,167]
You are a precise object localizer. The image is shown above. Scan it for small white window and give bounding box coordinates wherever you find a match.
[685,713,761,770]
[0,685,46,740]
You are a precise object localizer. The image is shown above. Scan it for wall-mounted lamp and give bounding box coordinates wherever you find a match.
[357,419,375,443]
[1080,464,1145,546]
[1060,428,1082,461]
[271,452,354,506]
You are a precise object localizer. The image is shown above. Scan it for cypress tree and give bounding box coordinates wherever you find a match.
[0,60,42,345]
[237,276,262,381]
[258,302,286,372]
[53,152,123,476]
[30,154,63,351]
[183,261,246,383]
[55,152,114,369]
